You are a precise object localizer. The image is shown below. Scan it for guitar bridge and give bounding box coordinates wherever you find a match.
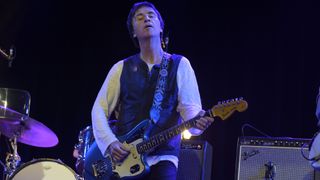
[92,159,111,178]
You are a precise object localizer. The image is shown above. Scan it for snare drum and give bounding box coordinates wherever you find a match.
[10,158,77,180]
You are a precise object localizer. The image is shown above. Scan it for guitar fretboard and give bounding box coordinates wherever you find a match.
[136,110,211,154]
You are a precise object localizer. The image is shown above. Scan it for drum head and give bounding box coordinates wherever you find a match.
[10,159,76,180]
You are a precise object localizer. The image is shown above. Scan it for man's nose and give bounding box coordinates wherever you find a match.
[144,16,151,22]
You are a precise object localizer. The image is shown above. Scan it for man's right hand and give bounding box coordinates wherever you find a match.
[108,141,130,162]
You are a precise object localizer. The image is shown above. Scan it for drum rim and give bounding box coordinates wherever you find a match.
[9,158,76,178]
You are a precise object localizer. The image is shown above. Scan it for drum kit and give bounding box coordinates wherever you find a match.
[0,88,83,180]
[0,48,92,179]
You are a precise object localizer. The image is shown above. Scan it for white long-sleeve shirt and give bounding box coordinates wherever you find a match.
[91,56,203,168]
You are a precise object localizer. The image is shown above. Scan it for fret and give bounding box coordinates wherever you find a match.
[166,131,172,139]
[138,143,146,154]
[184,121,193,129]
[154,136,160,145]
[176,126,181,134]
[161,132,167,140]
[136,144,142,153]
[143,144,148,151]
[147,141,152,149]
[159,134,165,142]
[168,130,175,137]
[150,138,157,147]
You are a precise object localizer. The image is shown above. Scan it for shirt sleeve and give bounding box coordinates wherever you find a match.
[91,60,123,155]
[176,57,203,135]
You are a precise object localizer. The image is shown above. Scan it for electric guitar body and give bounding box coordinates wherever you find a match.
[84,120,151,180]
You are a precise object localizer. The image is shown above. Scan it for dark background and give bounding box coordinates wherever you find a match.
[0,0,319,179]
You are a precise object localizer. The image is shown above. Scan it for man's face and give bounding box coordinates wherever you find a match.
[132,6,162,40]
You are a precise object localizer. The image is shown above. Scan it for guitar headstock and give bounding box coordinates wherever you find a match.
[210,97,248,120]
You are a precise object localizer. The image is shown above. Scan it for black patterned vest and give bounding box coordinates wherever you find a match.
[114,53,182,156]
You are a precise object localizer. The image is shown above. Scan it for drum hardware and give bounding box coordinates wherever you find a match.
[74,126,94,176]
[74,124,115,177]
[0,105,59,179]
[0,88,61,179]
[3,137,21,179]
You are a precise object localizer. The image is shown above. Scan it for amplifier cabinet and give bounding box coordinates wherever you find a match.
[177,140,213,180]
[235,136,315,180]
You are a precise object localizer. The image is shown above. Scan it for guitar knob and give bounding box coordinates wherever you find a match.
[132,152,137,159]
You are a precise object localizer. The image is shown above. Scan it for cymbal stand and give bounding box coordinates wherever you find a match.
[3,137,21,180]
[0,133,6,171]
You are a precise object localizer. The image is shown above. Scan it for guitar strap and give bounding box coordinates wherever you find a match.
[149,54,169,123]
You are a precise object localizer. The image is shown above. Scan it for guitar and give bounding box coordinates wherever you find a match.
[87,98,248,179]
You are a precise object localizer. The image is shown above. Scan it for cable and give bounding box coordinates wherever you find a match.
[241,123,271,137]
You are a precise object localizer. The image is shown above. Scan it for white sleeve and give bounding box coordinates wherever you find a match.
[176,57,203,135]
[91,60,123,155]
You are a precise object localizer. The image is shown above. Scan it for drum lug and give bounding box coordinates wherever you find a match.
[75,173,84,180]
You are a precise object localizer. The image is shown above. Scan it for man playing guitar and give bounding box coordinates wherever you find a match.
[84,2,214,180]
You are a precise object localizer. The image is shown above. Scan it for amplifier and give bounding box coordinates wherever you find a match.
[177,140,213,180]
[235,136,315,180]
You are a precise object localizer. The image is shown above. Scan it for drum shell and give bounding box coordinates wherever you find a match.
[10,158,76,180]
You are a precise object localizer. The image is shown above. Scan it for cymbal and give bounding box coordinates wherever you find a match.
[0,106,59,147]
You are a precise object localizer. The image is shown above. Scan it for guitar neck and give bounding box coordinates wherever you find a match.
[136,110,212,154]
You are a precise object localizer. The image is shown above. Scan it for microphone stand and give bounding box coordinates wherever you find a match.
[0,47,15,67]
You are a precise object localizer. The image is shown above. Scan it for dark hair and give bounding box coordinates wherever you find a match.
[126,1,166,48]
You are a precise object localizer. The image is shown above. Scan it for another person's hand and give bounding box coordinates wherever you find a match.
[195,110,214,131]
[73,149,79,158]
[108,141,130,162]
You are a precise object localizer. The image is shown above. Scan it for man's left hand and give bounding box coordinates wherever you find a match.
[195,110,214,131]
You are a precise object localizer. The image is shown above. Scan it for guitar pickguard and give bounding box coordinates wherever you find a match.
[113,138,148,179]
